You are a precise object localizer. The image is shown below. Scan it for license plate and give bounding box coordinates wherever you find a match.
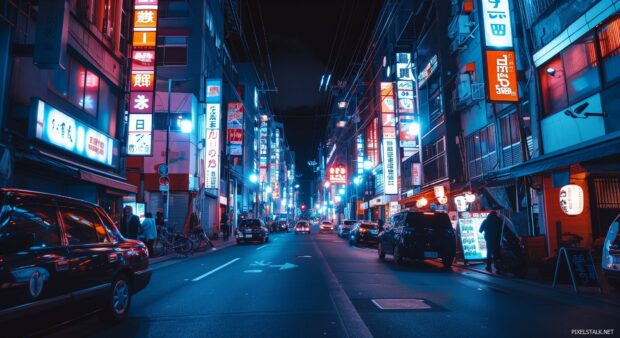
[424,251,438,258]
[370,230,378,234]
[244,234,253,238]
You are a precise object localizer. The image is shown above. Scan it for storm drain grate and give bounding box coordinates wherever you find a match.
[371,298,431,310]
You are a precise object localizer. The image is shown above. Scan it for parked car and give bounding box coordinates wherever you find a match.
[236,219,269,244]
[338,220,357,238]
[603,214,620,290]
[319,221,333,233]
[349,222,379,247]
[0,189,152,328]
[295,221,311,234]
[377,211,456,267]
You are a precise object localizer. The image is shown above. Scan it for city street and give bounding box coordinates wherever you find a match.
[35,226,618,338]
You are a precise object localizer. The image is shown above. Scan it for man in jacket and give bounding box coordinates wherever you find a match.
[121,205,141,240]
[479,210,503,272]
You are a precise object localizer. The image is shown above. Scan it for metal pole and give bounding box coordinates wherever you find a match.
[164,79,172,229]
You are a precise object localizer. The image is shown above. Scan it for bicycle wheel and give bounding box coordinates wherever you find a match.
[173,237,193,254]
[152,240,165,257]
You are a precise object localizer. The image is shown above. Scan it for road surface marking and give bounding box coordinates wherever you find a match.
[192,258,240,281]
[244,269,263,273]
[272,238,278,241]
[297,255,312,258]
[257,245,267,250]
[269,262,298,270]
[250,260,271,266]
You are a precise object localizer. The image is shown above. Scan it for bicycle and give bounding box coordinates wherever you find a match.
[152,227,193,257]
[188,228,215,252]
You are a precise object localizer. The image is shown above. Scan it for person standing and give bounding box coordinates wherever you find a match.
[479,210,503,272]
[121,205,141,240]
[221,214,230,241]
[155,210,165,233]
[141,212,157,257]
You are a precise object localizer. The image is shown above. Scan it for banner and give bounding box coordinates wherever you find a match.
[382,138,398,195]
[227,102,243,156]
[205,98,221,189]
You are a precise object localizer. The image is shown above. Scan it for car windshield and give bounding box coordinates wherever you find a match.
[360,223,376,229]
[297,222,308,226]
[343,220,355,225]
[322,221,331,224]
[240,220,262,229]
[405,213,452,230]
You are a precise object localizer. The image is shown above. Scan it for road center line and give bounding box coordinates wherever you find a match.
[192,258,240,281]
[256,245,267,250]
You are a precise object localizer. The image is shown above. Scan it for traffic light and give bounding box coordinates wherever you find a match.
[301,204,306,211]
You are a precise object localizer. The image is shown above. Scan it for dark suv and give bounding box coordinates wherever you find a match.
[377,211,456,267]
[236,219,269,244]
[0,189,151,328]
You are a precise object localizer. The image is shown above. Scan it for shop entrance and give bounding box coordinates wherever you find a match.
[589,176,620,240]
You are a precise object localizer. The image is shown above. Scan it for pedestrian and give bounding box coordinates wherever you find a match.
[479,210,503,272]
[141,212,157,257]
[155,210,165,233]
[120,205,141,240]
[377,218,385,232]
[221,214,230,241]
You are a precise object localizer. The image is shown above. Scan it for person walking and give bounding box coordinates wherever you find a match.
[221,214,230,241]
[479,210,503,272]
[120,205,141,240]
[141,212,157,257]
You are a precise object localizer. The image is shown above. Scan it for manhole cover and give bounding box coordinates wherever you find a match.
[371,298,431,310]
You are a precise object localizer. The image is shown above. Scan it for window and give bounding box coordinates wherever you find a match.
[563,34,600,101]
[423,137,447,184]
[73,0,120,41]
[539,56,568,116]
[0,198,60,253]
[50,57,101,117]
[598,16,620,83]
[156,46,188,66]
[466,124,497,179]
[500,113,522,167]
[61,207,110,245]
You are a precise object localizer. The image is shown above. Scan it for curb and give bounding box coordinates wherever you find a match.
[149,239,238,265]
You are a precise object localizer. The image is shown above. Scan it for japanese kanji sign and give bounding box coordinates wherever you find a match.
[34,99,117,167]
[205,80,222,190]
[486,50,519,102]
[328,165,347,184]
[128,0,158,156]
[481,0,513,49]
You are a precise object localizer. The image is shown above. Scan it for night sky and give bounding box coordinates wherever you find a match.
[245,0,383,204]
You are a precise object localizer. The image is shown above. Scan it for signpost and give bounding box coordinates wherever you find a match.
[458,211,490,262]
[552,247,601,293]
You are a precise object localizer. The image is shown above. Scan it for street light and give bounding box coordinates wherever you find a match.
[294,184,300,189]
[338,187,345,195]
[353,176,362,185]
[363,160,373,170]
[249,173,258,183]
[324,181,331,188]
[265,185,273,193]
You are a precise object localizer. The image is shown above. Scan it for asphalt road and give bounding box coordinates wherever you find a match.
[35,225,619,338]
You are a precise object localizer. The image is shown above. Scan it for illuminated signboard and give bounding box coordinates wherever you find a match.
[127,114,153,156]
[417,55,438,87]
[481,0,513,49]
[380,82,394,113]
[227,102,243,156]
[395,53,414,114]
[382,138,398,195]
[459,211,490,261]
[259,121,268,183]
[205,101,220,189]
[328,165,347,184]
[356,133,364,174]
[485,50,519,102]
[34,100,117,167]
[273,128,281,199]
[206,80,222,102]
[398,114,417,148]
[129,0,158,157]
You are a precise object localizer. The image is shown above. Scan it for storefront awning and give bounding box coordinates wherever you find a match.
[79,170,137,194]
[509,132,620,178]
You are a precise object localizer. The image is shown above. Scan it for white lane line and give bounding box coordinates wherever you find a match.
[244,269,263,273]
[192,258,240,281]
[257,245,267,250]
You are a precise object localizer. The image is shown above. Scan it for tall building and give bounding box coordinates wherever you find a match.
[0,0,134,218]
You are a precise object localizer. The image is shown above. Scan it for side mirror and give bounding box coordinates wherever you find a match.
[0,232,36,254]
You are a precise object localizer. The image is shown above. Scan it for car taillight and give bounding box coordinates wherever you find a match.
[360,228,367,233]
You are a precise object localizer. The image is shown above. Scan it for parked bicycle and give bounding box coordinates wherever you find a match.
[152,227,193,257]
[188,228,215,252]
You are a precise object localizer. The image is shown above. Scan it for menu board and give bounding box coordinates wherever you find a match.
[458,212,489,261]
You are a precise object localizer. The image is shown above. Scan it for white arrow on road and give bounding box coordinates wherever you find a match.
[269,262,298,270]
[250,260,272,267]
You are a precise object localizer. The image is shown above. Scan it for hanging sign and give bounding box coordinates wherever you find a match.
[481,0,513,49]
[559,184,584,216]
[227,102,243,156]
[328,165,347,184]
[205,92,221,189]
[127,114,153,156]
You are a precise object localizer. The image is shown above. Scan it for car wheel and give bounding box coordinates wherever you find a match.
[442,255,454,268]
[393,244,403,264]
[378,242,386,260]
[100,274,131,323]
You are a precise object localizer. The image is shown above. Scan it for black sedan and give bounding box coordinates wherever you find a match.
[236,219,269,244]
[0,189,151,333]
[349,222,380,247]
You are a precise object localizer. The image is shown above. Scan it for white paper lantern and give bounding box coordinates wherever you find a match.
[559,184,584,216]
[465,193,476,203]
[416,198,428,208]
[454,196,468,212]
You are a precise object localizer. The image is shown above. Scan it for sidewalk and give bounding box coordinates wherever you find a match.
[149,237,238,265]
[455,259,620,305]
